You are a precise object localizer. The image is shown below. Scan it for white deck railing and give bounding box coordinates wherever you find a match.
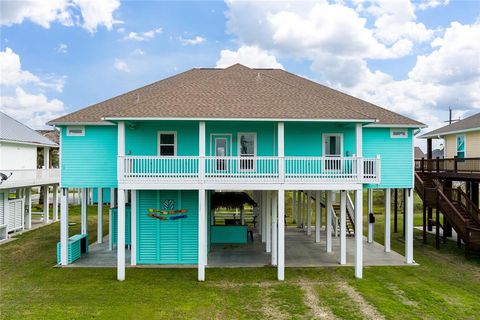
[119,156,380,185]
[0,169,60,189]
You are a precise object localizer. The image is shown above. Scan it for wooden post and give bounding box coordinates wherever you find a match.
[435,190,440,249]
[422,202,427,244]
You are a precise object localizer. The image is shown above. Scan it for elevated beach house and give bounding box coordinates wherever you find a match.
[48,64,424,281]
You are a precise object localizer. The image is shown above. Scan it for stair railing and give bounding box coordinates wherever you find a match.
[453,187,480,226]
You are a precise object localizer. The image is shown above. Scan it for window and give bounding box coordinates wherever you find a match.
[456,134,466,158]
[238,133,256,170]
[66,126,85,136]
[390,128,408,138]
[158,132,176,156]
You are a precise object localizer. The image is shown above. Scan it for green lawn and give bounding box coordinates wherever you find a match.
[1,194,480,319]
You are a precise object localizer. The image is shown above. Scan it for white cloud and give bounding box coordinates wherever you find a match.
[72,0,121,33]
[0,0,121,33]
[179,36,206,46]
[216,45,284,69]
[131,48,145,56]
[0,87,66,129]
[0,47,39,86]
[57,43,68,53]
[223,0,479,129]
[114,58,130,72]
[416,0,450,10]
[123,28,162,41]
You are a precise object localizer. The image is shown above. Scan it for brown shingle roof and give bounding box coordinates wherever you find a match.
[419,112,480,138]
[48,64,423,126]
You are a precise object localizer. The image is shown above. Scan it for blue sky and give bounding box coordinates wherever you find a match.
[1,0,479,138]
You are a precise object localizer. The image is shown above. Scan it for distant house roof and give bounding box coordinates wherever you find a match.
[0,112,57,147]
[419,112,480,139]
[48,64,424,127]
[36,130,60,145]
[414,147,425,159]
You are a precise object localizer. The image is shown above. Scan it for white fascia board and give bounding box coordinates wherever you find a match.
[365,123,427,128]
[47,122,116,126]
[0,139,57,147]
[102,117,377,123]
[419,127,480,139]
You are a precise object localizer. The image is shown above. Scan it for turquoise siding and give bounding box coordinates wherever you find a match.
[205,121,277,156]
[61,126,117,188]
[92,188,111,204]
[126,121,199,156]
[285,122,356,156]
[363,128,413,188]
[137,190,198,264]
[111,207,132,246]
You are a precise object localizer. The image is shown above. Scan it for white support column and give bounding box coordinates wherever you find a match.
[131,190,137,266]
[292,190,297,224]
[277,189,285,281]
[117,189,126,281]
[60,188,69,266]
[326,190,332,252]
[271,191,278,266]
[384,188,391,253]
[53,185,59,222]
[262,191,267,243]
[43,146,50,169]
[307,191,312,236]
[278,122,285,182]
[108,188,115,251]
[356,123,363,180]
[97,188,103,244]
[266,191,272,253]
[199,121,206,182]
[340,190,347,265]
[405,188,414,264]
[367,189,374,243]
[302,192,307,230]
[240,206,245,225]
[354,189,364,279]
[81,187,88,234]
[25,187,32,229]
[43,185,50,223]
[315,190,321,243]
[296,191,302,228]
[258,191,262,236]
[198,189,206,281]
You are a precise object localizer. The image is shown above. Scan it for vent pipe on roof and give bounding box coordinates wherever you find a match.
[256,72,261,81]
[135,95,140,104]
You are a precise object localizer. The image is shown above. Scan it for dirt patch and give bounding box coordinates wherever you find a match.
[337,282,385,320]
[384,283,418,307]
[298,282,336,319]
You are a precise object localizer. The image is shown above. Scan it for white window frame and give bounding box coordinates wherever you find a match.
[456,134,466,158]
[237,132,257,172]
[209,133,232,156]
[322,133,344,157]
[157,131,177,156]
[390,128,408,139]
[66,126,85,137]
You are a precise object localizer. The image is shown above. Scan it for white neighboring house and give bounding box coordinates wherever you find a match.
[0,112,60,240]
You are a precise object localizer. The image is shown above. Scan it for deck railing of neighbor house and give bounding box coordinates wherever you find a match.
[119,156,381,184]
[0,169,60,189]
[415,157,480,174]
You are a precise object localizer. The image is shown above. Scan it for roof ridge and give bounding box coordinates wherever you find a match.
[0,111,57,145]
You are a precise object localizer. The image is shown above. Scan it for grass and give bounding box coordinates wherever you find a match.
[1,193,480,319]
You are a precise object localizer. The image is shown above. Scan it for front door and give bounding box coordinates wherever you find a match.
[212,135,231,171]
[323,134,343,170]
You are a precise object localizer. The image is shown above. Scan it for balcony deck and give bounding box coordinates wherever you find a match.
[118,156,380,189]
[0,169,60,189]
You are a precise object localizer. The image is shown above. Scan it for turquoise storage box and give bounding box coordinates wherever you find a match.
[56,234,88,264]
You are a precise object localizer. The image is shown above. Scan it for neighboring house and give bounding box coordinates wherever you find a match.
[420,112,480,159]
[48,64,425,281]
[416,112,480,257]
[0,112,60,240]
[415,147,425,159]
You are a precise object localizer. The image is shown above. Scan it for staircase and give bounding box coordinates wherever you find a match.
[415,172,480,256]
[303,191,355,236]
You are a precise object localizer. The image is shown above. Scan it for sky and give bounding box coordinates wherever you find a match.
[0,0,479,148]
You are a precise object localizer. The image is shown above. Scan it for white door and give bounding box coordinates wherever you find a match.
[323,134,343,171]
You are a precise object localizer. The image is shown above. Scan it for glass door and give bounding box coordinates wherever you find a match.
[323,134,343,171]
